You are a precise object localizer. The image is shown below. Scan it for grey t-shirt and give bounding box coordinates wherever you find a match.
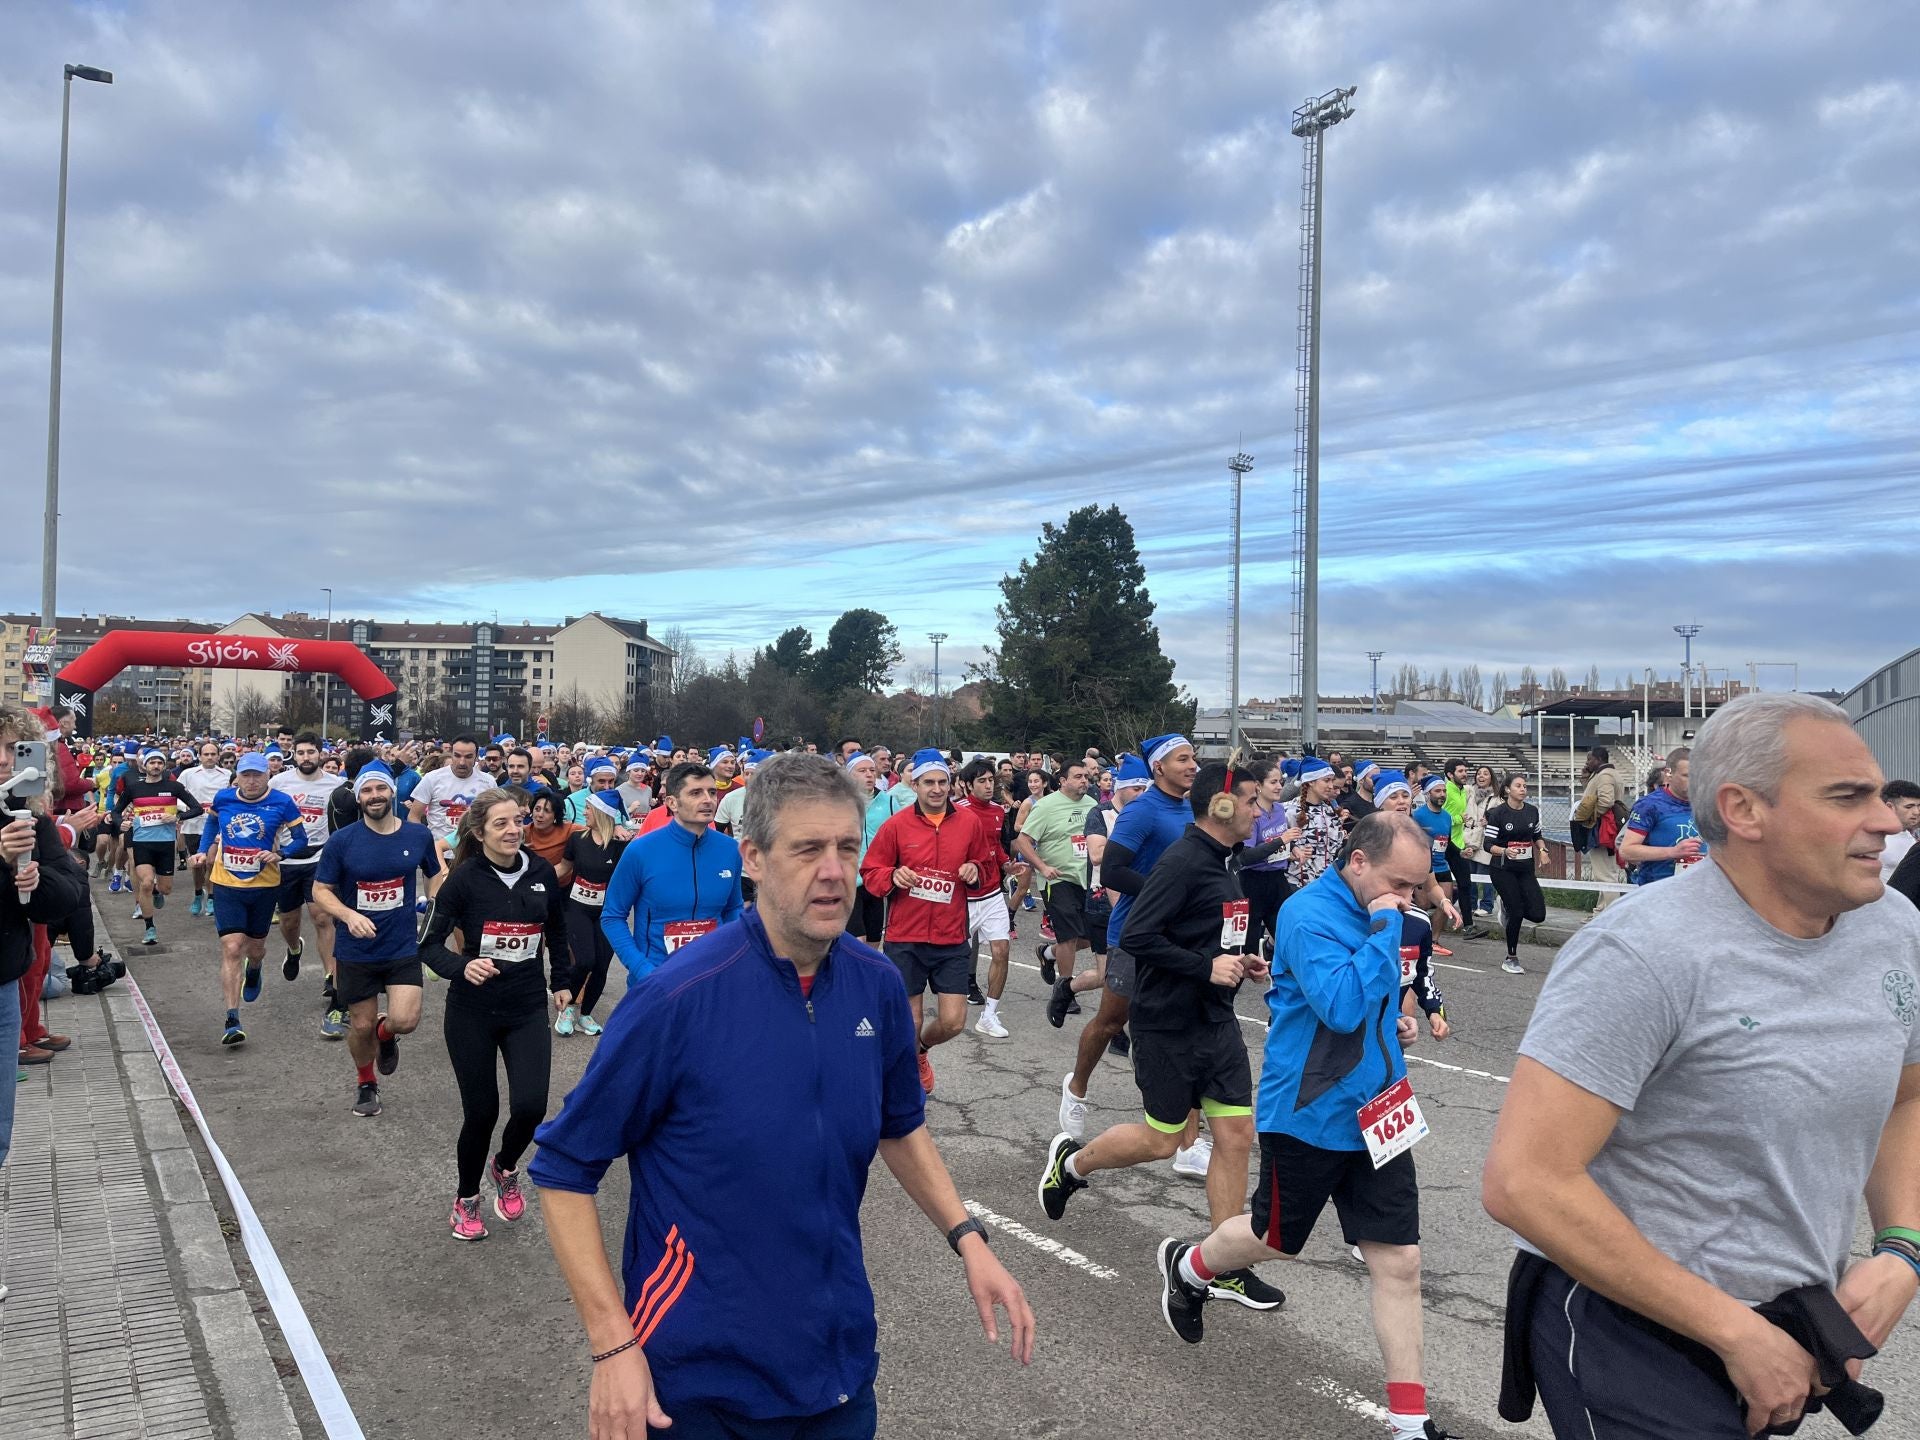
[1517,859,1920,1303]
[615,781,653,819]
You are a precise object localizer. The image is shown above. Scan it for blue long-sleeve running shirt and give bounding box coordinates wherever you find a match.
[599,820,744,980]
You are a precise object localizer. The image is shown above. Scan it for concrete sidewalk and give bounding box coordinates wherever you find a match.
[2,978,305,1440]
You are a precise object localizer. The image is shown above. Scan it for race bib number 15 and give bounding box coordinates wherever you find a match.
[1220,898,1249,951]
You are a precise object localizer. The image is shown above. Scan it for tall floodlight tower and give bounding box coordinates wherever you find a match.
[1674,623,1703,718]
[1226,452,1253,755]
[1289,84,1356,754]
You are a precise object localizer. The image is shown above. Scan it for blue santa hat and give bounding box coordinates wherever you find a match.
[586,790,626,823]
[583,757,615,778]
[909,747,950,779]
[1112,753,1152,790]
[707,746,733,766]
[1421,773,1447,794]
[743,748,772,771]
[1355,759,1381,782]
[1296,756,1335,785]
[1373,770,1412,802]
[353,761,398,798]
[492,732,515,747]
[1143,733,1192,767]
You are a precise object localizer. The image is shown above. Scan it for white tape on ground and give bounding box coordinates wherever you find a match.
[963,1200,1120,1280]
[124,975,367,1440]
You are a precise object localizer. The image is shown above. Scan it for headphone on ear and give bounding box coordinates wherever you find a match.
[1208,748,1244,822]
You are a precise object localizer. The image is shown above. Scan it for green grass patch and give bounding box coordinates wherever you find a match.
[1541,887,1601,913]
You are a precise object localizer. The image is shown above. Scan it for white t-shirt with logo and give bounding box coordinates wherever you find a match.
[177,765,232,835]
[269,769,346,869]
[411,767,494,844]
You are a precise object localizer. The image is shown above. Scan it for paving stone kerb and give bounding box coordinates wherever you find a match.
[2,927,304,1440]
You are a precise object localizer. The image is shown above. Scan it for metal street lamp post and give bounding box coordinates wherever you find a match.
[1226,452,1252,755]
[322,588,333,740]
[40,61,114,634]
[928,633,948,748]
[1367,651,1385,715]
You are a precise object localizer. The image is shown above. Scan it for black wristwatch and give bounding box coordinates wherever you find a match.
[946,1217,989,1255]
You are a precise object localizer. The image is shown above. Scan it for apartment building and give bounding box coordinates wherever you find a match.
[2,613,218,731]
[5,608,674,737]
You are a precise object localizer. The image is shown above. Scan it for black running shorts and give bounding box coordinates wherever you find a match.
[882,940,972,998]
[130,842,176,877]
[1043,881,1090,943]
[332,957,425,1008]
[276,864,317,911]
[1130,1020,1252,1132]
[1249,1131,1420,1256]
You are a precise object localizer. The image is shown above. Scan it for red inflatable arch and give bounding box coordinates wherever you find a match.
[55,630,400,742]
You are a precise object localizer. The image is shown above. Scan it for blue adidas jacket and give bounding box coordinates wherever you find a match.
[599,819,744,979]
[528,910,925,1421]
[1257,864,1407,1150]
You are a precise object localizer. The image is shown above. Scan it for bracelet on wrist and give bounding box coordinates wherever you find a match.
[592,1335,641,1364]
[1874,1225,1920,1251]
[1872,1244,1920,1285]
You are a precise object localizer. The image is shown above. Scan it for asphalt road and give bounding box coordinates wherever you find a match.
[99,891,1913,1439]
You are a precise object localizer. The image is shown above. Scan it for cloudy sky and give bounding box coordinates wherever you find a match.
[2,1,1915,704]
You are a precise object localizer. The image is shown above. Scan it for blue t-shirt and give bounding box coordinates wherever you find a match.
[1624,788,1704,885]
[1413,802,1453,873]
[1104,785,1193,949]
[315,819,442,963]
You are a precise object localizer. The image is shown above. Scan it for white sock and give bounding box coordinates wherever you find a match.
[1063,1151,1084,1181]
[1043,943,1055,963]
[1178,1248,1210,1289]
[983,998,999,1019]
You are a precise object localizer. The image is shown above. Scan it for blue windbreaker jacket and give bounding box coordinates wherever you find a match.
[599,819,744,979]
[1257,864,1408,1149]
[528,911,925,1421]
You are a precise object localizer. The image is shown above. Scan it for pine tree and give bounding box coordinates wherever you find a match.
[981,505,1192,753]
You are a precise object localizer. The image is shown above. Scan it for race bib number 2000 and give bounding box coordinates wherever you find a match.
[909,871,957,905]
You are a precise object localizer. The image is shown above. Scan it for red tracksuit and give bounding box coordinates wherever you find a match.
[861,804,995,946]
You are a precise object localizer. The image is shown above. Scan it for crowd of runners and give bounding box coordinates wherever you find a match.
[5,690,1920,1438]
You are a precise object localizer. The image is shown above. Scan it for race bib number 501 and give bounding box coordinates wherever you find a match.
[478,921,543,964]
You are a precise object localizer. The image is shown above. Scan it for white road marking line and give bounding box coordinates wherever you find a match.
[963,1200,1121,1281]
[1433,961,1485,973]
[1405,1052,1511,1083]
[1302,1376,1392,1423]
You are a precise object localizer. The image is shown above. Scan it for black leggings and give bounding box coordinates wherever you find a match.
[565,902,616,1016]
[1242,869,1291,958]
[444,1004,551,1197]
[1490,866,1546,955]
[1445,843,1476,912]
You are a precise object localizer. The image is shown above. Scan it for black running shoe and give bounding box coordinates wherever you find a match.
[1045,977,1076,1029]
[1156,1238,1209,1344]
[1038,1133,1086,1220]
[1037,944,1056,986]
[1107,1030,1131,1059]
[282,943,302,982]
[1422,1423,1459,1440]
[353,1082,382,1118]
[966,980,986,1007]
[1208,1267,1286,1310]
[376,1015,400,1076]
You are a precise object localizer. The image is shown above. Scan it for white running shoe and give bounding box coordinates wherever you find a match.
[975,1011,1009,1039]
[1502,957,1526,975]
[1171,1135,1213,1178]
[1058,1074,1089,1141]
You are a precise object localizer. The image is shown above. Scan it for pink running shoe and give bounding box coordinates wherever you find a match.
[489,1157,527,1222]
[450,1195,488,1242]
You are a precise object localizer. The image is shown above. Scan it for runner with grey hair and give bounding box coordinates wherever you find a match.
[1485,690,1920,1437]
[530,750,1034,1437]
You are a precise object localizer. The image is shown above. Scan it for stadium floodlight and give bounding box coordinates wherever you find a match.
[1288,85,1356,753]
